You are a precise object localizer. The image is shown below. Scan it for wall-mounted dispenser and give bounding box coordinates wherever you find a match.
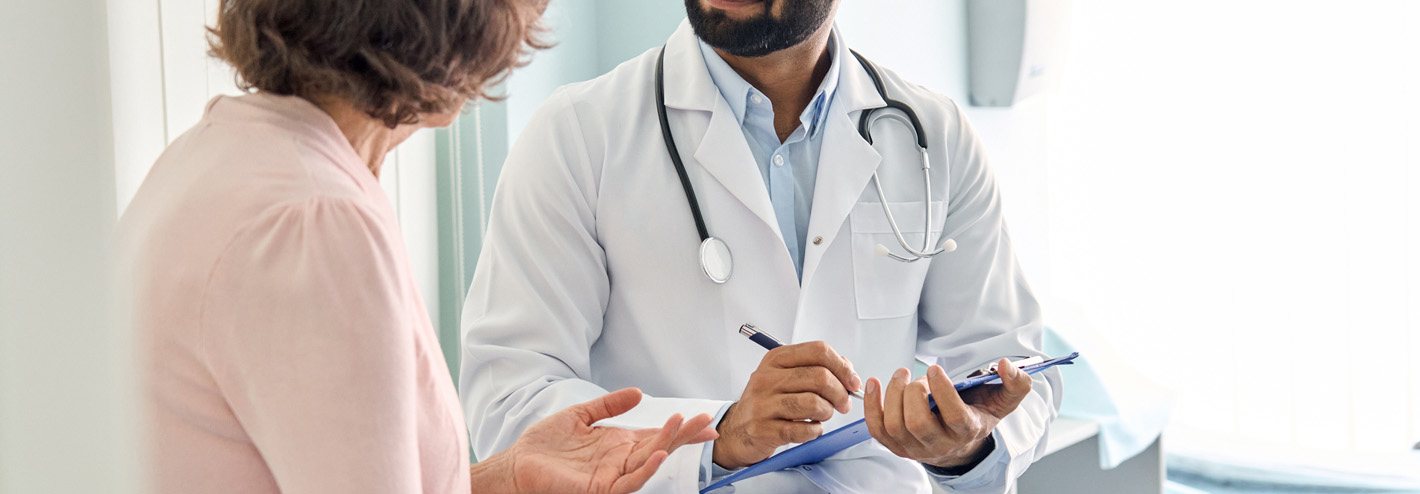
[966,0,1070,107]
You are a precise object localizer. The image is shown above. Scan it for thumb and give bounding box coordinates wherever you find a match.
[991,359,1032,417]
[570,388,644,425]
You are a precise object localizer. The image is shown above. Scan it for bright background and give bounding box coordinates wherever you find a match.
[4,1,1418,492]
[1047,0,1420,464]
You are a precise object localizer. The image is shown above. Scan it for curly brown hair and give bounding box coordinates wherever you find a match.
[209,0,548,128]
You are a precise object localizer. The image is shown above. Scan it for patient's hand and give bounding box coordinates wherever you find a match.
[473,388,717,494]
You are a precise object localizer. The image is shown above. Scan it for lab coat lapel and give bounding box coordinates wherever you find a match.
[691,103,784,243]
[662,22,785,244]
[800,53,886,289]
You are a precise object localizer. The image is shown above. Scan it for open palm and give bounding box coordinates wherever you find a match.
[506,388,717,494]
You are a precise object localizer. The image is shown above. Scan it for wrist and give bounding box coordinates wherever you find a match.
[923,434,993,471]
[711,403,746,470]
[470,448,521,494]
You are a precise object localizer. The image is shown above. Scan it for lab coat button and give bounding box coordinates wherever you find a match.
[812,236,823,245]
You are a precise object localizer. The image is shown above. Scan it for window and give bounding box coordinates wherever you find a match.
[1047,0,1420,468]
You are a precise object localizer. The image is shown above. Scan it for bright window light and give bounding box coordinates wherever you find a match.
[1046,0,1420,466]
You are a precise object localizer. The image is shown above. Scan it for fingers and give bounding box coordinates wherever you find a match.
[925,365,973,432]
[902,378,949,448]
[776,367,850,414]
[609,450,667,494]
[625,413,683,470]
[764,360,851,414]
[881,368,928,452]
[775,420,825,444]
[624,412,719,478]
[672,413,719,449]
[571,387,644,425]
[863,377,902,455]
[772,392,836,422]
[765,341,862,395]
[865,362,1038,467]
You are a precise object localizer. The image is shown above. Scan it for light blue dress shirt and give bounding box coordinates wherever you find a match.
[697,35,840,281]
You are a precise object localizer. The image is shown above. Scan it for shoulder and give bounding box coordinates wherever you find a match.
[519,48,660,140]
[502,48,662,184]
[121,115,394,294]
[869,64,971,135]
[204,195,402,320]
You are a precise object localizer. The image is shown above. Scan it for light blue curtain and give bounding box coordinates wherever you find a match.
[433,102,508,374]
[430,0,685,376]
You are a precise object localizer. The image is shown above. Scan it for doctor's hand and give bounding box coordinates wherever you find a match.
[474,388,718,494]
[863,360,1032,471]
[713,341,862,470]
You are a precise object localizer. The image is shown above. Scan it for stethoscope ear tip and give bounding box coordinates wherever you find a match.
[874,244,892,257]
[942,238,957,253]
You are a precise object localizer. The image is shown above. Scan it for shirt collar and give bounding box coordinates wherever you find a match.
[697,28,843,138]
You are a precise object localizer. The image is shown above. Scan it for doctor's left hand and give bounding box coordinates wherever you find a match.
[475,388,718,494]
[863,359,1032,471]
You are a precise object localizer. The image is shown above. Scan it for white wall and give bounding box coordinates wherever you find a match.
[0,1,142,492]
[838,1,1055,299]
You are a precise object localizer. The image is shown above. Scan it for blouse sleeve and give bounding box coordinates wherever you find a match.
[200,196,423,493]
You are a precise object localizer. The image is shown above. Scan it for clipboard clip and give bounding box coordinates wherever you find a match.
[966,354,1071,378]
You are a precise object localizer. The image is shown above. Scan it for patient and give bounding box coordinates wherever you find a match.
[116,0,713,492]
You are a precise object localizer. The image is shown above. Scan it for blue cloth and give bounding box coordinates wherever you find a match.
[696,32,841,280]
[1042,327,1173,469]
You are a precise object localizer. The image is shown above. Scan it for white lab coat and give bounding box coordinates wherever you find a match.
[461,22,1061,493]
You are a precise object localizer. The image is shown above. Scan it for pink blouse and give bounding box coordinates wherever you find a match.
[118,93,469,493]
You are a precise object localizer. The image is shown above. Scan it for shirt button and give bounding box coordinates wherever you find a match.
[751,94,765,104]
[812,236,823,245]
[773,154,785,166]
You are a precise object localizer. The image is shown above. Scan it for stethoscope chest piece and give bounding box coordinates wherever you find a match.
[699,237,733,284]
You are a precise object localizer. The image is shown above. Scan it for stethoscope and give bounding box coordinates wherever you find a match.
[655,47,957,284]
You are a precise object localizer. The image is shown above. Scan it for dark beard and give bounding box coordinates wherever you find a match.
[684,0,833,57]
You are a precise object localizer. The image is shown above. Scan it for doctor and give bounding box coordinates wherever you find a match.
[461,0,1061,492]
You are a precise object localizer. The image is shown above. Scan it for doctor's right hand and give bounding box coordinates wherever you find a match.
[713,341,863,470]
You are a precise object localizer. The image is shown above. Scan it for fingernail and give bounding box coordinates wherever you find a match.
[852,373,863,390]
[893,368,908,380]
[867,378,879,394]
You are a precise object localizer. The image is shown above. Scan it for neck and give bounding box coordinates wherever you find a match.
[714,23,835,142]
[312,97,414,178]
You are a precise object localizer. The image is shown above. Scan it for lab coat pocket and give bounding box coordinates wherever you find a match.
[850,201,945,320]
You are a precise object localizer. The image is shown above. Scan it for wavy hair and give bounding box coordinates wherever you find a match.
[210,0,548,127]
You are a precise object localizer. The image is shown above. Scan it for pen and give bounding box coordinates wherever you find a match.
[738,324,864,401]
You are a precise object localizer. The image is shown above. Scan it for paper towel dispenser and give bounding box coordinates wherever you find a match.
[966,0,1070,107]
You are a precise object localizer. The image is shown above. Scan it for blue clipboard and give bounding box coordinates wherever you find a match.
[700,352,1078,493]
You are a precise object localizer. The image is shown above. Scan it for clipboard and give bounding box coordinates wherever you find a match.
[700,352,1078,493]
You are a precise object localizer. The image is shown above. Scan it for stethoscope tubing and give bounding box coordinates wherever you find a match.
[654,46,953,282]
